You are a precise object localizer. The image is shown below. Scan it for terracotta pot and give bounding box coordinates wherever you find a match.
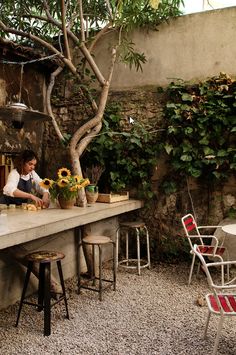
[58,196,76,209]
[86,190,99,204]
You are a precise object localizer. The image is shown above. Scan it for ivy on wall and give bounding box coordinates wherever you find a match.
[81,103,160,198]
[162,73,236,187]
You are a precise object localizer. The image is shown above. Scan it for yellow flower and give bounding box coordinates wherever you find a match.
[39,178,53,189]
[149,0,160,9]
[74,175,82,183]
[70,185,78,192]
[57,167,71,179]
[57,178,69,187]
[80,178,90,188]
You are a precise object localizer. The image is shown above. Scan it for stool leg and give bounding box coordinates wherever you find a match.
[38,263,45,312]
[112,242,116,291]
[116,229,119,269]
[92,245,96,286]
[136,228,141,276]
[125,230,129,266]
[57,260,69,320]
[15,261,33,327]
[98,245,102,301]
[44,262,51,336]
[78,240,82,294]
[144,226,151,269]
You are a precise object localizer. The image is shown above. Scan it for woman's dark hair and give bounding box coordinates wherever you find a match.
[14,149,38,173]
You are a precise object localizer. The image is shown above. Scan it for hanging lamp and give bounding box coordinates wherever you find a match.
[0,63,51,128]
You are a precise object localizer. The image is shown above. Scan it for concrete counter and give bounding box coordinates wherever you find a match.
[0,199,143,250]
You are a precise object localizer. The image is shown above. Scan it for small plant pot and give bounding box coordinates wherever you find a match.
[85,185,99,204]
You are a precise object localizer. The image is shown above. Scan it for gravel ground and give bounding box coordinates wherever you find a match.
[0,262,235,355]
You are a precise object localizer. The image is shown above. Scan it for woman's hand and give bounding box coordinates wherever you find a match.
[30,194,44,207]
[42,192,50,208]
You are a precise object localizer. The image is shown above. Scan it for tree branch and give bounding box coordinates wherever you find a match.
[61,0,71,60]
[46,66,65,142]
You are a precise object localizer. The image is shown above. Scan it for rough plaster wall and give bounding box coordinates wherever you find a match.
[93,7,236,89]
[0,66,46,157]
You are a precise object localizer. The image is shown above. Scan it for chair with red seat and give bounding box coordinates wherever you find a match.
[181,213,229,285]
[193,244,236,355]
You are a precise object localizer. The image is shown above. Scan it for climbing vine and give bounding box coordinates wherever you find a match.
[162,73,236,189]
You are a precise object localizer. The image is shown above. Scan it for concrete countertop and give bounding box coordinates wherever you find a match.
[0,199,143,250]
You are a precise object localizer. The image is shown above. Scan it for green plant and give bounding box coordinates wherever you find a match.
[162,73,236,186]
[40,167,90,201]
[81,103,160,198]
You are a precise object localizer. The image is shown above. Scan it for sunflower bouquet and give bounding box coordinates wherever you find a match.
[40,167,90,201]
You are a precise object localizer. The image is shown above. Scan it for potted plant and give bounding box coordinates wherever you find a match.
[40,167,90,208]
[83,165,104,203]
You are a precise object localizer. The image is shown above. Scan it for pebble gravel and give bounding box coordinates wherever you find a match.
[0,262,235,355]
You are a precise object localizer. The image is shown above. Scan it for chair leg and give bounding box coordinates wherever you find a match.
[43,262,51,336]
[204,311,211,339]
[188,253,195,285]
[57,260,69,320]
[213,316,224,355]
[15,261,33,327]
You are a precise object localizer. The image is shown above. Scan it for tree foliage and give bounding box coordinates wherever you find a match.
[0,0,183,204]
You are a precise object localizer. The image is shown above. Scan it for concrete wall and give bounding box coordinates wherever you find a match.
[93,7,236,89]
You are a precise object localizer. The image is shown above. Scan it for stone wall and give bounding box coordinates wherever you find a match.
[43,84,236,261]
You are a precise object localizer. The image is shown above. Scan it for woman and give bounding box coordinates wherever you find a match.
[0,149,61,297]
[0,149,49,208]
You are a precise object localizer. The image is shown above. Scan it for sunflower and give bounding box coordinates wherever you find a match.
[70,185,78,192]
[57,178,69,187]
[39,178,53,189]
[57,167,71,179]
[74,175,82,183]
[80,178,90,188]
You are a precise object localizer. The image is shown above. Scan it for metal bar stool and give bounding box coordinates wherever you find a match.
[16,250,69,336]
[116,221,151,275]
[78,235,116,301]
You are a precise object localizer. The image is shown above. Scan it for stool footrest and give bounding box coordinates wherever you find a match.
[119,258,150,269]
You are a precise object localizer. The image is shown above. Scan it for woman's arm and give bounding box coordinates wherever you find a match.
[32,171,50,208]
[3,169,20,196]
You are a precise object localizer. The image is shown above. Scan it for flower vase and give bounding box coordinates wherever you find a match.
[58,195,76,209]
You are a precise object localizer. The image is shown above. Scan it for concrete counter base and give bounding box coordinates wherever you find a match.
[0,200,142,308]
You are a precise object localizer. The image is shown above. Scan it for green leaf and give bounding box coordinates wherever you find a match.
[164,144,173,155]
[180,154,192,161]
[181,93,193,101]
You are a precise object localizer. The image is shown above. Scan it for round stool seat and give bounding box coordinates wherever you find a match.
[25,250,65,263]
[120,221,146,228]
[82,235,112,245]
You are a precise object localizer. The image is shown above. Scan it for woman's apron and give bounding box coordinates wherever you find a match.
[0,176,33,205]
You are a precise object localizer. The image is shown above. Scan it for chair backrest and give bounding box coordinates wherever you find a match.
[181,214,203,248]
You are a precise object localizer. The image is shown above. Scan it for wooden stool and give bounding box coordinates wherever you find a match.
[78,236,116,301]
[16,250,69,336]
[116,221,151,275]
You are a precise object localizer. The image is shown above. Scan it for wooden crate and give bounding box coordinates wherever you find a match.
[97,192,129,203]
